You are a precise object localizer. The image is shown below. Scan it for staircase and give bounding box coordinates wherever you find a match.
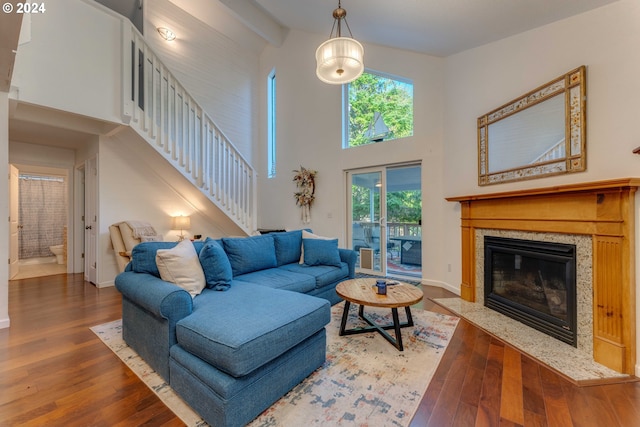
[120,23,257,235]
[531,138,566,165]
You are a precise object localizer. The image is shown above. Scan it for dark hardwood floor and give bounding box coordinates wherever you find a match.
[1,274,639,426]
[0,274,182,426]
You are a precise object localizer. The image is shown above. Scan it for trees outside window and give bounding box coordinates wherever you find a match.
[344,71,413,148]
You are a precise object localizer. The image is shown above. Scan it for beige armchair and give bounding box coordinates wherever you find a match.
[110,221,162,272]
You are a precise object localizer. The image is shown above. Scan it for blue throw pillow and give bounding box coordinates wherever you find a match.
[272,230,303,266]
[303,238,341,267]
[131,241,180,277]
[199,238,233,291]
[222,235,277,276]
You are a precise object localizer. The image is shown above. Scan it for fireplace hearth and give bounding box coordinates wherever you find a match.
[484,236,577,346]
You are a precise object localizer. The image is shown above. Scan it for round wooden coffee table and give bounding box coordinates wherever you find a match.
[335,278,423,351]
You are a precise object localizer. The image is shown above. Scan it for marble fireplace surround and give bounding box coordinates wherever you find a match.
[447,179,640,375]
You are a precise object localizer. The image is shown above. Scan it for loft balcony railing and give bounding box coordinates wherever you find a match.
[120,22,257,234]
[531,138,566,164]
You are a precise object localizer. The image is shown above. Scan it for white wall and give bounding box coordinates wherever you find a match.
[258,0,640,375]
[144,0,260,164]
[11,0,123,124]
[7,0,258,286]
[443,0,640,197]
[97,129,239,286]
[257,0,640,298]
[0,93,9,329]
[258,30,450,289]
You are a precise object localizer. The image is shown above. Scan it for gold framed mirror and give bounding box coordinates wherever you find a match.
[478,66,586,186]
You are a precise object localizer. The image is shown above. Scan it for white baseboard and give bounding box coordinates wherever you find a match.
[421,279,460,296]
[96,280,115,288]
[0,317,10,329]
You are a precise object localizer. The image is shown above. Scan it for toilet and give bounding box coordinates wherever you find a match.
[50,245,64,265]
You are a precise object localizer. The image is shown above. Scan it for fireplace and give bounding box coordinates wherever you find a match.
[484,236,577,346]
[447,179,639,374]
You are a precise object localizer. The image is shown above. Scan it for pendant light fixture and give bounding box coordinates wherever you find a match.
[315,0,364,85]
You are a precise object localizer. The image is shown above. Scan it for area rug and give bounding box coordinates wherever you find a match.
[91,302,459,426]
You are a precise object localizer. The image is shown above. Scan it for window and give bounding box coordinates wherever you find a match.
[267,69,277,178]
[343,70,414,148]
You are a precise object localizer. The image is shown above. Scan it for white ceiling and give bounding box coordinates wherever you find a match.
[90,0,622,56]
[244,0,620,56]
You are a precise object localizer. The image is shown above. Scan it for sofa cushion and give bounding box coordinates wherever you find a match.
[199,238,232,291]
[234,268,316,293]
[278,262,349,290]
[177,283,330,377]
[272,230,303,266]
[156,239,206,298]
[303,238,341,267]
[222,235,277,276]
[132,242,180,276]
[169,329,326,425]
[131,241,205,277]
[299,230,335,263]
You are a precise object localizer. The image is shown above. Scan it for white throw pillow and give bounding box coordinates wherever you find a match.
[156,239,206,297]
[300,230,335,264]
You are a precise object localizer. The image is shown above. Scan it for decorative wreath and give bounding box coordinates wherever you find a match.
[293,166,317,223]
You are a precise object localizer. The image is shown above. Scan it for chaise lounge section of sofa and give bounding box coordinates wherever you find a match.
[115,230,356,427]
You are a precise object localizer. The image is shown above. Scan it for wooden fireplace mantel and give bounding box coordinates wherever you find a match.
[446,178,640,374]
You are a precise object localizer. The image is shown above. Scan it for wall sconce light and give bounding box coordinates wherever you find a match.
[157,27,176,41]
[171,215,191,241]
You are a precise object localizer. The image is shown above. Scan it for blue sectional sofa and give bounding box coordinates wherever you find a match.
[115,230,356,427]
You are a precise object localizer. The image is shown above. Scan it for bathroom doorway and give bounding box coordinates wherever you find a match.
[11,165,69,279]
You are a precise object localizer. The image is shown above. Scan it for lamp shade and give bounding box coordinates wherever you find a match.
[315,37,364,85]
[172,216,191,230]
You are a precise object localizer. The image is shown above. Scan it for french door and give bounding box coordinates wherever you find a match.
[348,168,386,275]
[347,164,422,278]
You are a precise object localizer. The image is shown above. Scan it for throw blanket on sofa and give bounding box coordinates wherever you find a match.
[125,221,158,239]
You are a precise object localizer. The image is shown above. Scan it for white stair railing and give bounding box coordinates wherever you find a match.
[121,22,257,234]
[531,138,566,164]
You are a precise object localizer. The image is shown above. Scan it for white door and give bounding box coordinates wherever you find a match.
[84,157,97,284]
[9,164,19,279]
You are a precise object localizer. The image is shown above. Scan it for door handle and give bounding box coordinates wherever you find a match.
[85,226,92,230]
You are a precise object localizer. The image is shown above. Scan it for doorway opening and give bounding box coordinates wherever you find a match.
[348,164,422,279]
[10,166,70,280]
